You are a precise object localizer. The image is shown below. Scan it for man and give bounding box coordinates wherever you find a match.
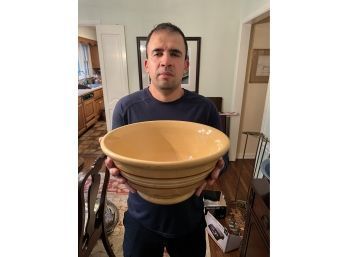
[104,22,226,257]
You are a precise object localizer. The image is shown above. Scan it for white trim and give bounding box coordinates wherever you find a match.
[236,153,256,159]
[242,4,270,24]
[228,24,252,162]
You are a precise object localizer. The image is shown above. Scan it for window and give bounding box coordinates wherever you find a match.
[78,43,92,80]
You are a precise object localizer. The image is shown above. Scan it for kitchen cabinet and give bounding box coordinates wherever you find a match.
[90,44,100,69]
[78,88,104,137]
[83,96,96,128]
[240,178,269,257]
[78,97,87,136]
[93,89,104,120]
[78,36,97,46]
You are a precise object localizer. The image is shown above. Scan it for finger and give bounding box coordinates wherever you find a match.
[216,157,225,170]
[108,167,120,176]
[207,172,219,186]
[205,158,224,185]
[110,171,136,193]
[98,137,103,143]
[195,181,207,196]
[210,167,222,181]
[105,157,119,171]
[205,166,222,186]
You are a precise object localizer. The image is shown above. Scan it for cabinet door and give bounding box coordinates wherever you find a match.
[243,213,269,257]
[83,99,96,128]
[94,99,100,120]
[97,98,104,113]
[90,45,100,69]
[94,98,104,120]
[78,103,86,135]
[93,90,104,120]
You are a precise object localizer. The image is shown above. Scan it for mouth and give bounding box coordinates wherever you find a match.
[158,72,174,78]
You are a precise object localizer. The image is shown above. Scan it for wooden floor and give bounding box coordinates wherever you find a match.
[205,159,254,257]
[78,121,107,172]
[78,121,256,257]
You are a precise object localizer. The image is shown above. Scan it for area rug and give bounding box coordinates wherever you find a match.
[89,176,211,257]
[87,175,129,257]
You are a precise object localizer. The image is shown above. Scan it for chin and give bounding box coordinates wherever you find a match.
[157,82,179,91]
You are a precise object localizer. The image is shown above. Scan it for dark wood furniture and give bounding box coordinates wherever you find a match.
[207,97,228,134]
[206,97,239,163]
[240,178,270,257]
[78,155,116,257]
[207,97,223,112]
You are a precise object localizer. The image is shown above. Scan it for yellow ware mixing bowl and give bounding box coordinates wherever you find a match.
[100,120,230,204]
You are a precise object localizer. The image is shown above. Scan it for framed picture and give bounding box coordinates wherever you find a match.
[136,36,201,93]
[249,49,270,83]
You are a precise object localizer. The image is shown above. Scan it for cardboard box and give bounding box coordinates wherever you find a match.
[205,211,242,253]
[204,191,227,219]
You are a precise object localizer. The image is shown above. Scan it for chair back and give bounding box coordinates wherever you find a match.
[78,155,115,257]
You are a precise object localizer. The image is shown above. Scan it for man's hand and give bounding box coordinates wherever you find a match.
[195,157,225,196]
[100,137,136,193]
[104,156,136,193]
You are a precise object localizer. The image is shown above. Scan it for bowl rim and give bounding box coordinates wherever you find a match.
[100,120,230,169]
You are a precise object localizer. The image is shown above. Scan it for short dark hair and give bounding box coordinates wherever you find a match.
[145,22,188,59]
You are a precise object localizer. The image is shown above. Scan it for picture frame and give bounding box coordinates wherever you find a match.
[249,49,270,83]
[136,36,201,93]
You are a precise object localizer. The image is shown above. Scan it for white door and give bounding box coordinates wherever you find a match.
[96,25,129,131]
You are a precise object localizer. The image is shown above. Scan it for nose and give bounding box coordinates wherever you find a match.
[160,52,172,67]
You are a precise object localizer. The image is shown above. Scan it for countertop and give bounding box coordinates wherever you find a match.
[78,85,102,97]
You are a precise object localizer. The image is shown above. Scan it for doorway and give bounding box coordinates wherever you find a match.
[237,16,270,159]
[229,8,270,161]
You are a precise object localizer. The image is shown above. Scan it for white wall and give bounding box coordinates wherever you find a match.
[79,0,242,111]
[78,26,96,40]
[78,0,270,160]
[240,0,270,20]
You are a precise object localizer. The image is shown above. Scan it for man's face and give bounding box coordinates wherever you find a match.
[145,30,189,91]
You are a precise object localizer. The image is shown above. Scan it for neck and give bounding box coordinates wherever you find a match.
[148,85,184,102]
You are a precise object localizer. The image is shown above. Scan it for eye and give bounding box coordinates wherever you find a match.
[169,50,182,57]
[171,52,180,57]
[153,51,162,57]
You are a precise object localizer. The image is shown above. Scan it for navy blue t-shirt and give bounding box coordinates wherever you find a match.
[112,87,224,237]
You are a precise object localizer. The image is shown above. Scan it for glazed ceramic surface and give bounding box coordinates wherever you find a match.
[100,120,230,204]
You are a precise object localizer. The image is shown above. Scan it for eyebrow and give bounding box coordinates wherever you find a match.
[152,48,183,56]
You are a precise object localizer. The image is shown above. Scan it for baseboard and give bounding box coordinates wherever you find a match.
[236,153,255,159]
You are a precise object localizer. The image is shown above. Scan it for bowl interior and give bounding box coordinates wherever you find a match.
[101,120,229,165]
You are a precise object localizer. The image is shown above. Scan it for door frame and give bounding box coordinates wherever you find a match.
[229,5,270,161]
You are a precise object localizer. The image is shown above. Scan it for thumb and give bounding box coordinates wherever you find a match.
[195,181,207,196]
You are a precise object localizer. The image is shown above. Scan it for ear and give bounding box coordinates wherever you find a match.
[144,59,149,73]
[184,58,189,72]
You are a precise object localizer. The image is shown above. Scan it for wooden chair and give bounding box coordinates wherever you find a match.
[78,155,116,257]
